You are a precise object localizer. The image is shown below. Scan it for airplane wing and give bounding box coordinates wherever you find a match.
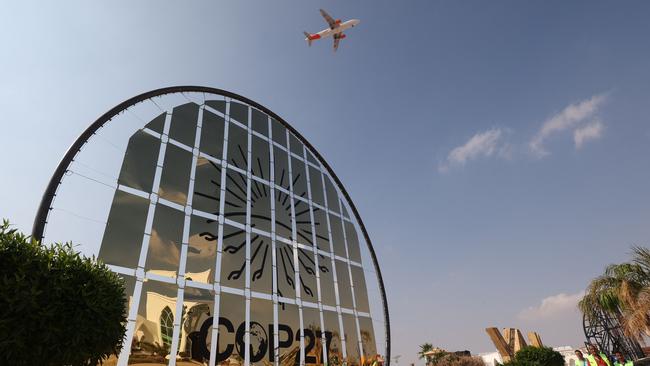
[333,33,342,52]
[320,9,337,29]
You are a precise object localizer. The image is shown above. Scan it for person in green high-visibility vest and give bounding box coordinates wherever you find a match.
[575,350,588,366]
[613,351,633,366]
[586,344,612,366]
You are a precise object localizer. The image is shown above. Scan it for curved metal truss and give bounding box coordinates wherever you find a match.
[583,310,644,360]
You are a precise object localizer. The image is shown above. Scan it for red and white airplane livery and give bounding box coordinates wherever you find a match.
[304,9,360,52]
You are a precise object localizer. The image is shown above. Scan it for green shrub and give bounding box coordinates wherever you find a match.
[502,346,565,366]
[0,220,127,365]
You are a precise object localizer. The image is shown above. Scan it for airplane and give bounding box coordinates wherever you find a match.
[303,9,360,52]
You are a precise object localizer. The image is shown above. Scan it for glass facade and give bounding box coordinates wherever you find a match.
[66,91,384,366]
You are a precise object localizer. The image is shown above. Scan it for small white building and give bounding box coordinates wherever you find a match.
[477,346,586,366]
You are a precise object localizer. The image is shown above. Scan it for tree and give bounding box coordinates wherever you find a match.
[419,343,434,365]
[502,346,564,366]
[0,220,127,365]
[578,246,650,341]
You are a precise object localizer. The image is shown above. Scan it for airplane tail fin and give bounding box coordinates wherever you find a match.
[303,31,312,46]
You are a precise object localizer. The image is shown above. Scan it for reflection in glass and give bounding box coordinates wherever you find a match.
[224,168,248,226]
[159,143,192,205]
[144,112,165,134]
[250,233,272,294]
[302,306,324,365]
[329,214,346,258]
[275,242,296,299]
[289,133,302,156]
[273,146,289,191]
[251,181,272,233]
[117,130,159,193]
[252,135,271,181]
[345,222,361,263]
[129,280,178,365]
[291,158,308,199]
[318,256,337,307]
[251,109,268,136]
[145,204,184,277]
[220,224,247,290]
[274,189,293,241]
[294,197,312,245]
[186,215,218,283]
[227,123,248,172]
[323,311,344,366]
[201,109,225,160]
[118,274,136,317]
[324,176,339,214]
[271,119,287,146]
[99,190,149,268]
[306,150,318,166]
[193,157,222,215]
[298,247,318,301]
[313,209,329,252]
[177,287,214,363]
[342,314,361,366]
[309,166,325,207]
[358,317,377,364]
[350,266,369,313]
[249,298,274,366]
[169,102,199,147]
[230,101,249,125]
[206,100,226,114]
[278,302,300,366]
[217,293,245,366]
[335,260,353,309]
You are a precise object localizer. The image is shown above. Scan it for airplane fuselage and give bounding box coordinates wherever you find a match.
[309,19,360,41]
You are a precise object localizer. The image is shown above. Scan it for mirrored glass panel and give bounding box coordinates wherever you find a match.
[192,157,222,216]
[271,119,287,146]
[291,157,308,199]
[145,204,184,277]
[251,181,272,233]
[297,247,318,301]
[342,314,361,366]
[313,208,329,252]
[274,189,293,241]
[275,242,296,299]
[329,214,346,258]
[308,166,325,207]
[324,176,339,214]
[159,143,192,205]
[144,112,165,134]
[117,130,159,193]
[169,102,199,147]
[250,232,273,294]
[350,266,370,313]
[216,293,245,366]
[306,150,318,166]
[335,260,353,309]
[249,298,274,366]
[227,123,248,172]
[323,311,344,366]
[252,135,271,181]
[358,316,377,363]
[220,224,247,290]
[229,101,249,125]
[277,302,300,366]
[205,99,226,114]
[186,215,218,283]
[99,190,149,268]
[129,280,178,364]
[302,306,324,366]
[200,109,225,160]
[289,133,302,156]
[224,168,248,226]
[345,222,361,263]
[294,197,312,246]
[251,109,268,137]
[317,255,336,307]
[176,287,215,363]
[273,146,290,191]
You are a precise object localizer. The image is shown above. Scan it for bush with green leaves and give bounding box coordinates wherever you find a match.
[502,346,565,366]
[0,220,127,365]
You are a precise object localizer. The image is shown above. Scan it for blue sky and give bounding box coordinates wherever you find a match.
[2,1,650,364]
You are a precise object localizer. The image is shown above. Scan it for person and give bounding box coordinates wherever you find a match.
[575,350,588,366]
[586,344,612,366]
[613,351,633,366]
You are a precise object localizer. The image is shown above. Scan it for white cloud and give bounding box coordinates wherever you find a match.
[529,94,607,157]
[574,120,604,149]
[518,291,584,321]
[439,128,508,172]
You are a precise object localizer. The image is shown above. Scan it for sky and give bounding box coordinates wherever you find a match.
[2,1,650,365]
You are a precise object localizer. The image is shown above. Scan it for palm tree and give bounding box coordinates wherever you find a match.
[578,246,650,341]
[418,343,433,365]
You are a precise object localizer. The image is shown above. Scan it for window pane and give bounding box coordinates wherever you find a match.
[251,181,271,233]
[252,135,270,181]
[302,306,324,365]
[227,124,248,171]
[323,311,344,366]
[144,112,165,134]
[273,146,289,190]
[159,143,192,205]
[229,101,249,125]
[313,208,329,252]
[335,260,353,309]
[169,102,199,147]
[294,197,312,246]
[329,214,346,258]
[220,224,247,290]
[200,109,225,160]
[224,168,248,226]
[351,266,369,313]
[117,130,159,193]
[251,109,268,136]
[289,133,302,156]
[345,222,361,263]
[274,188,293,241]
[342,314,360,366]
[277,302,300,366]
[324,176,339,214]
[216,293,245,366]
[309,166,324,207]
[358,316,377,363]
[186,215,218,283]
[250,233,272,294]
[249,297,274,365]
[192,157,221,216]
[145,204,184,277]
[291,157,308,199]
[317,255,336,307]
[297,247,318,302]
[275,242,296,299]
[99,190,149,268]
[176,287,214,363]
[271,119,287,146]
[205,99,226,114]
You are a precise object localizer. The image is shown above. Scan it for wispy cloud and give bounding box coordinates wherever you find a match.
[439,128,509,172]
[518,291,584,321]
[574,120,604,149]
[529,94,607,157]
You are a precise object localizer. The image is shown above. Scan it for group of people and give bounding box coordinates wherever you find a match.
[574,344,633,366]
